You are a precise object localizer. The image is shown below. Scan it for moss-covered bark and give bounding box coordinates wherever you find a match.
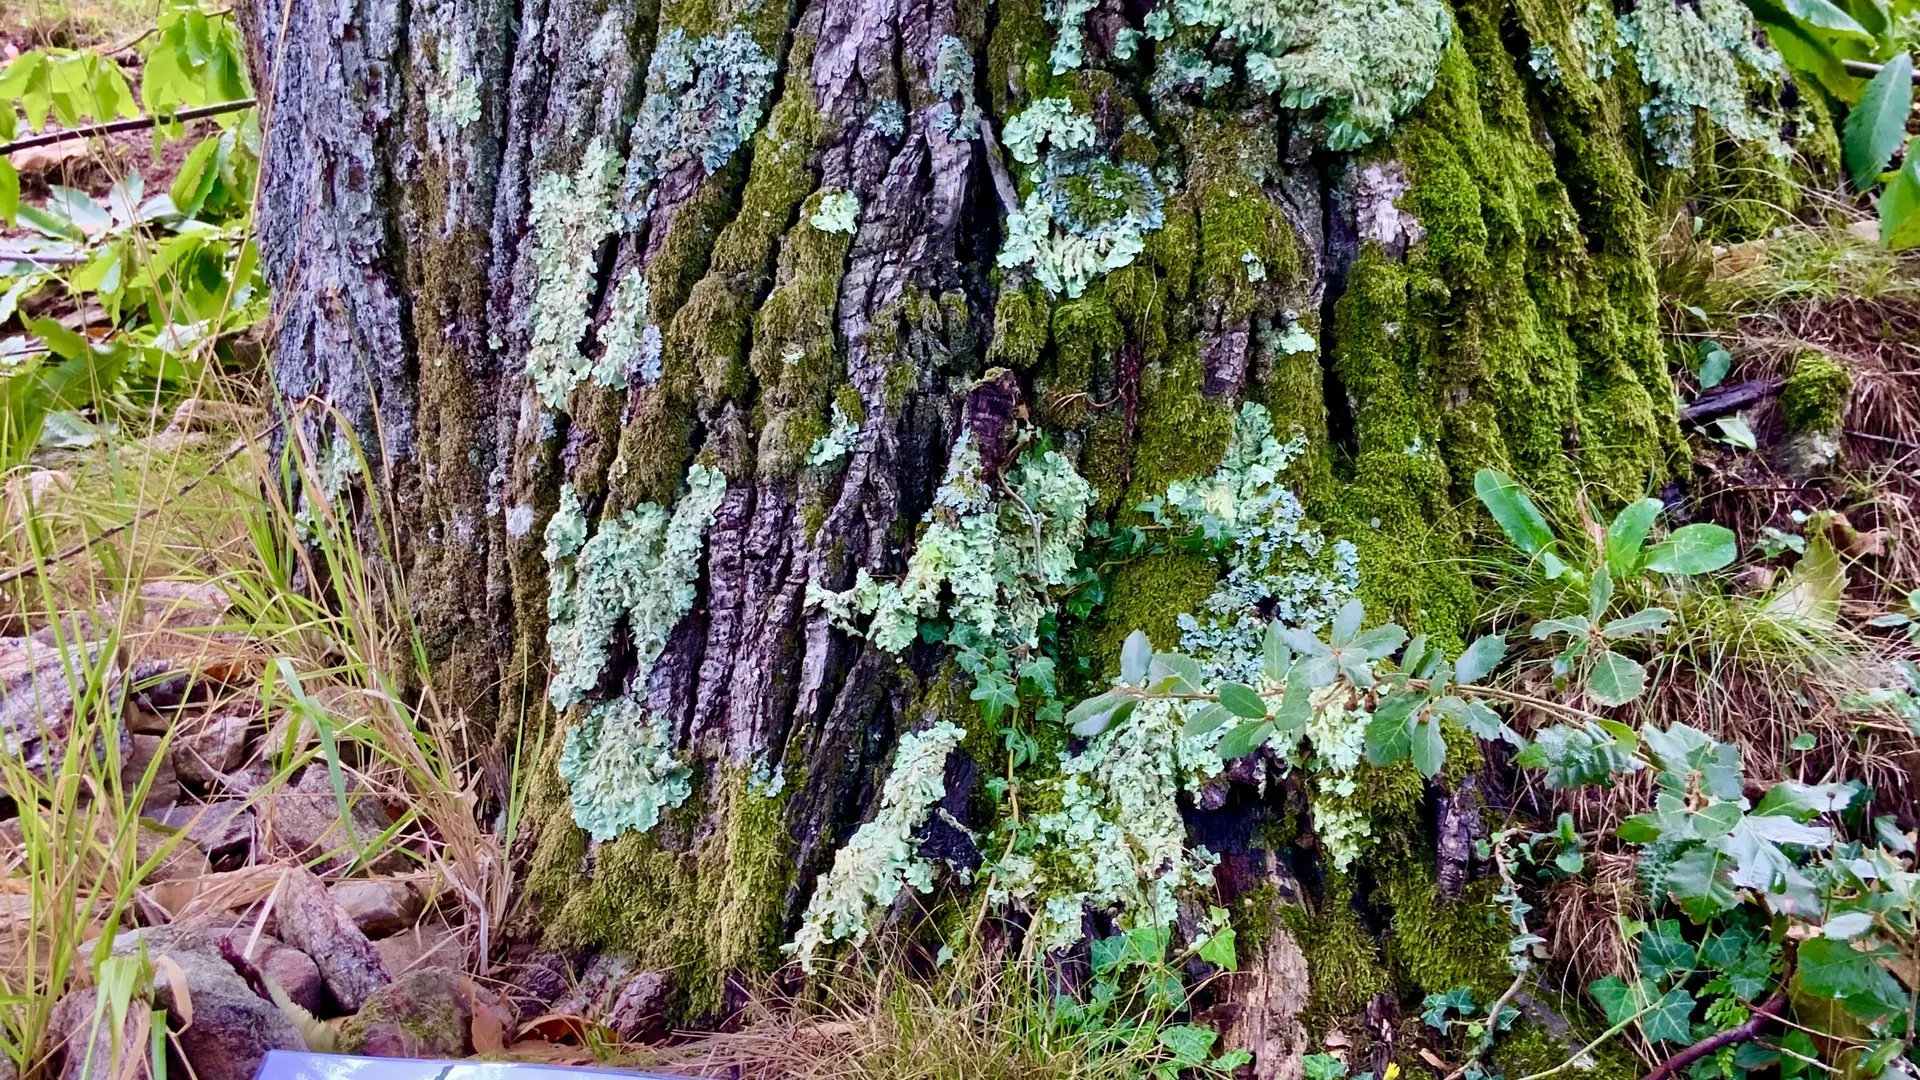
[244,0,1831,1046]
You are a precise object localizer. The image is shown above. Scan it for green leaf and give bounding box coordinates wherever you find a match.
[1330,598,1364,646]
[1156,1025,1217,1064]
[1845,53,1913,190]
[1219,682,1268,720]
[1262,621,1292,684]
[1352,622,1408,659]
[1881,137,1920,249]
[0,158,16,227]
[1645,524,1737,575]
[1752,780,1852,820]
[1365,694,1417,766]
[1588,975,1650,1026]
[1602,607,1672,639]
[1638,921,1697,981]
[1661,845,1740,921]
[1120,630,1152,685]
[1695,343,1732,391]
[1713,415,1758,450]
[1787,732,1816,751]
[1588,565,1614,622]
[27,316,88,360]
[1516,724,1638,788]
[1067,690,1129,737]
[1795,937,1907,1021]
[1821,911,1874,940]
[1411,716,1446,777]
[1454,634,1506,685]
[1641,988,1697,1043]
[1585,649,1647,706]
[1148,652,1205,694]
[1691,801,1743,838]
[1216,719,1274,761]
[1605,498,1664,577]
[1474,468,1557,555]
[1181,703,1231,738]
[1271,675,1313,736]
[970,674,1018,721]
[1197,929,1237,970]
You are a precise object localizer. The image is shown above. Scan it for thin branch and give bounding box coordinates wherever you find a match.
[1843,58,1920,83]
[1442,839,1535,1080]
[1641,993,1788,1080]
[0,99,256,157]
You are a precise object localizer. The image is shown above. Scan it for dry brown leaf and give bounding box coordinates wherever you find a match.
[466,978,510,1053]
[153,955,193,1028]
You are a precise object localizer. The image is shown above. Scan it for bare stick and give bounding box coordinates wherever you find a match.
[0,99,255,157]
[1641,993,1788,1080]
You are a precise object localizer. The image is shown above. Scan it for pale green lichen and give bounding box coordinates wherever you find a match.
[806,400,860,468]
[989,697,1224,952]
[424,39,482,135]
[1046,0,1100,73]
[809,435,1094,653]
[557,693,693,841]
[1272,318,1317,355]
[544,461,729,710]
[930,35,981,138]
[1618,0,1785,167]
[997,100,1165,298]
[624,28,778,195]
[527,139,623,410]
[810,189,860,234]
[592,268,663,389]
[1574,0,1620,80]
[294,431,363,541]
[785,721,968,971]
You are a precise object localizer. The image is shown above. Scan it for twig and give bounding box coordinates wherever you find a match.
[1843,58,1920,83]
[1641,993,1788,1080]
[0,99,256,157]
[0,420,277,589]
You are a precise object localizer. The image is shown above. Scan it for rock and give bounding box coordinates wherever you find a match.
[126,734,180,811]
[274,864,390,1012]
[148,801,255,861]
[373,917,461,977]
[335,967,512,1058]
[256,941,327,1015]
[604,970,672,1043]
[134,818,211,882]
[263,765,407,873]
[138,581,233,631]
[104,926,305,1080]
[493,949,572,1023]
[172,709,257,790]
[0,636,128,776]
[47,987,150,1080]
[328,879,423,939]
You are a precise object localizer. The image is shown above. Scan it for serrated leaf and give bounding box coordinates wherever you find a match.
[1365,695,1418,765]
[1120,630,1152,685]
[1352,622,1408,659]
[1589,565,1614,622]
[1219,682,1268,719]
[1846,53,1913,190]
[1882,137,1920,248]
[1646,523,1738,575]
[1475,468,1557,555]
[1662,845,1740,921]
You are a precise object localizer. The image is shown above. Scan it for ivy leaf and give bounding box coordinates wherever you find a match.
[1219,682,1268,720]
[1641,988,1697,1043]
[1411,716,1446,778]
[971,674,1018,721]
[1795,937,1907,1022]
[1018,655,1056,696]
[1453,634,1507,685]
[1216,720,1274,761]
[1638,921,1697,981]
[1845,53,1914,190]
[1475,468,1557,556]
[1157,1025,1217,1065]
[1120,630,1152,684]
[1645,524,1738,575]
[1585,649,1647,706]
[1422,988,1475,1029]
[1198,929,1237,970]
[1588,975,1652,1027]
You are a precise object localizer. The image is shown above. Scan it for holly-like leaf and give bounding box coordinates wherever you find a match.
[1262,621,1292,684]
[1181,703,1231,738]
[1216,720,1274,761]
[1352,622,1408,659]
[1365,694,1418,766]
[1515,724,1638,788]
[1602,607,1672,639]
[1845,53,1914,191]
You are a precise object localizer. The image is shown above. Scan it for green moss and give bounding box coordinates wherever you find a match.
[1042,290,1123,428]
[1092,550,1220,667]
[1492,1013,1644,1080]
[1279,875,1392,1032]
[1781,349,1851,433]
[1376,855,1511,998]
[539,764,796,1022]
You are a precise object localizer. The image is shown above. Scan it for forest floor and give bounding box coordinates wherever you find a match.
[4,11,1920,1079]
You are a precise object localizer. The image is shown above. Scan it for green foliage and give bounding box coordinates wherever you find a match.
[0,0,261,471]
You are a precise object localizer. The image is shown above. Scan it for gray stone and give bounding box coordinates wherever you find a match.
[172,709,257,790]
[336,966,512,1058]
[47,987,150,1080]
[328,879,423,939]
[274,864,390,1012]
[262,765,408,873]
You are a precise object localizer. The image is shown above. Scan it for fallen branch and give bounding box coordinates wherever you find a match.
[1678,379,1782,424]
[1843,58,1920,83]
[1642,992,1789,1080]
[0,98,256,157]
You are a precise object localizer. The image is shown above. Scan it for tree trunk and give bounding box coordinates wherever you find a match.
[239,0,1825,1050]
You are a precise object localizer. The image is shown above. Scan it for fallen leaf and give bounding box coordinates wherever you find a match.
[153,954,194,1027]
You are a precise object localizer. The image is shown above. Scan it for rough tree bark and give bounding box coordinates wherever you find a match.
[239,0,1827,1062]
